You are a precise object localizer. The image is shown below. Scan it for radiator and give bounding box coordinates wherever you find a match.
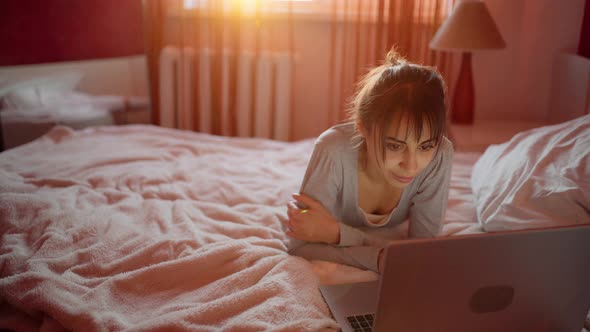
[159,46,293,140]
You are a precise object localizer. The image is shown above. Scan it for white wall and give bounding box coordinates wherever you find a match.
[474,0,585,122]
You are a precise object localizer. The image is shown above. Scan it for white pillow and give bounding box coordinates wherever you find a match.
[0,72,83,109]
[471,114,590,232]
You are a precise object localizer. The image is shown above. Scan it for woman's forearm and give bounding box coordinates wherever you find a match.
[289,242,382,273]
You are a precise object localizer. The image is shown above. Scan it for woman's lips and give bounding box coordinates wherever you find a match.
[391,173,414,183]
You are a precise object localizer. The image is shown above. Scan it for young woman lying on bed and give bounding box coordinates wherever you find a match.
[284,50,453,273]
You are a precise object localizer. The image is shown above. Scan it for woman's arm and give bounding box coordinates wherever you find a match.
[284,193,391,272]
[289,242,383,273]
[285,193,340,244]
[285,137,343,244]
[284,131,390,272]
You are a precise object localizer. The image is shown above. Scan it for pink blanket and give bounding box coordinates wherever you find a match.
[0,125,338,331]
[0,125,485,331]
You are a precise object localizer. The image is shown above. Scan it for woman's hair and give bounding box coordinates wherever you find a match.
[348,49,448,162]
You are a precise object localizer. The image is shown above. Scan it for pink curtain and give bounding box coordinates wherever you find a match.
[325,0,455,124]
[143,0,454,140]
[143,0,297,139]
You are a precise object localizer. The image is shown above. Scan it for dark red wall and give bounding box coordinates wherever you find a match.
[580,0,590,58]
[0,0,144,66]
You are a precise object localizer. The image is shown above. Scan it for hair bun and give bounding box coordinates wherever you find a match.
[384,48,406,66]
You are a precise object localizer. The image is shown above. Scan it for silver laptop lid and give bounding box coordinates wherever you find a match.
[374,224,590,332]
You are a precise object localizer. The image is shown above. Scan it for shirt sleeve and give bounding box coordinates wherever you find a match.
[296,136,385,271]
[299,137,385,249]
[299,140,341,220]
[290,243,382,273]
[409,140,454,237]
[338,223,395,247]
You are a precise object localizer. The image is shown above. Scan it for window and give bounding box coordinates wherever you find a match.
[180,0,450,23]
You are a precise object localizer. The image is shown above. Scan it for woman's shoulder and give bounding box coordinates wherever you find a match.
[439,136,454,158]
[438,136,454,163]
[316,122,354,144]
[315,122,356,149]
[426,136,453,172]
[425,135,454,176]
[414,136,454,184]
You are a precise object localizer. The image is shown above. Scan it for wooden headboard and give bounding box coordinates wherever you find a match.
[548,52,590,124]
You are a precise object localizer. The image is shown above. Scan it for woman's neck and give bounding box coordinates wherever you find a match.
[358,146,385,184]
[357,148,401,215]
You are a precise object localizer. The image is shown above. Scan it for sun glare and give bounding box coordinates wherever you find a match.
[183,0,313,13]
[183,0,197,9]
[235,0,264,15]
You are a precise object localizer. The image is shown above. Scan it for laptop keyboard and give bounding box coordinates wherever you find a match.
[346,313,375,332]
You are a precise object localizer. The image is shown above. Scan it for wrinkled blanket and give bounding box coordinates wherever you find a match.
[0,125,482,331]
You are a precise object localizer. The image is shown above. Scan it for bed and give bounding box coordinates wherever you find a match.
[1,115,589,331]
[0,56,149,150]
[0,122,479,331]
[1,53,589,331]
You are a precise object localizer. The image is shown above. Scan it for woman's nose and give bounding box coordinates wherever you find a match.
[400,150,418,173]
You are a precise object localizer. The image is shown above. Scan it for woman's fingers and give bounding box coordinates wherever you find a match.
[284,218,304,240]
[281,216,291,226]
[286,202,296,216]
[291,193,319,209]
[286,194,339,244]
[283,215,299,238]
[287,200,310,221]
[285,196,319,241]
[287,201,300,211]
[285,229,303,240]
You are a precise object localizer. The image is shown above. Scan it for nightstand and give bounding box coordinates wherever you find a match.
[449,121,547,152]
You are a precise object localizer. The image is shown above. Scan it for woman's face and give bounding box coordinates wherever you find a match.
[364,112,437,189]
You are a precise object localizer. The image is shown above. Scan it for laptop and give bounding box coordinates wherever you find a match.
[319,224,590,332]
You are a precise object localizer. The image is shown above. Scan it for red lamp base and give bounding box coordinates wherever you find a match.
[452,52,474,124]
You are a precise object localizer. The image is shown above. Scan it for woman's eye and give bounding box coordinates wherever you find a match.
[386,143,403,151]
[420,144,435,151]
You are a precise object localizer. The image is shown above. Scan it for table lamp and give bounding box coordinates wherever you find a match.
[430,0,506,124]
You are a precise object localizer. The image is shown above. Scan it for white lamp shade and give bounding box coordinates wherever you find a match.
[430,0,506,51]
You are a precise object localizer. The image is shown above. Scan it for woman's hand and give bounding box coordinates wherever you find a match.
[284,193,340,244]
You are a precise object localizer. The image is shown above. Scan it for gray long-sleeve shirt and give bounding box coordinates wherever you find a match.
[290,122,454,272]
